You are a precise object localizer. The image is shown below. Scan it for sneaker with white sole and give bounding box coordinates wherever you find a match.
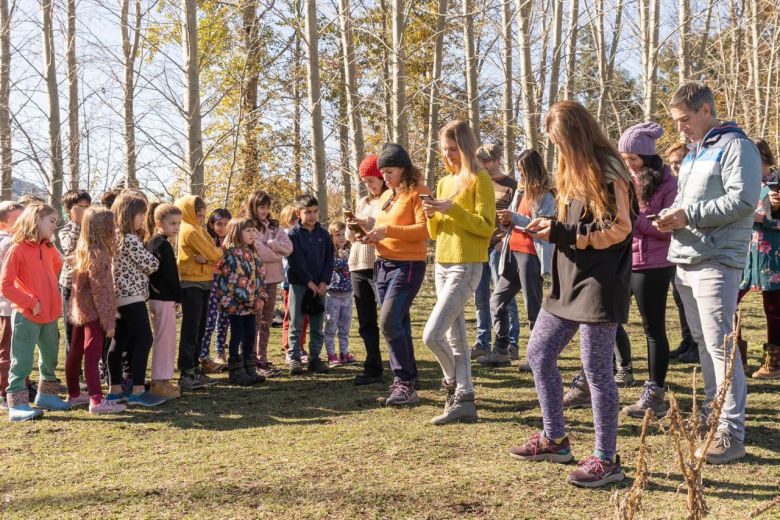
[563,373,591,409]
[90,398,127,414]
[704,430,746,464]
[614,365,634,387]
[508,432,574,463]
[568,455,625,488]
[66,393,91,408]
[383,381,419,407]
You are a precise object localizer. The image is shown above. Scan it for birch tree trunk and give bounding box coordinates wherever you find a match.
[463,0,480,142]
[182,0,204,195]
[563,0,579,100]
[293,0,303,189]
[516,0,538,150]
[544,0,563,170]
[678,0,691,83]
[0,0,12,200]
[337,0,366,197]
[502,0,514,177]
[304,0,328,219]
[424,0,447,188]
[66,0,79,190]
[239,0,260,186]
[748,0,761,134]
[120,0,140,188]
[391,0,408,147]
[42,0,63,213]
[379,0,392,142]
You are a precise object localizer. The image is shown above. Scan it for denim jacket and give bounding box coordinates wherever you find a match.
[498,190,555,275]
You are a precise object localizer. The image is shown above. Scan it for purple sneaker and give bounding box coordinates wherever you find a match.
[383,381,419,407]
[508,432,573,463]
[568,455,625,488]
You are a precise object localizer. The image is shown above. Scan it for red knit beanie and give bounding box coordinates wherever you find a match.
[358,155,382,179]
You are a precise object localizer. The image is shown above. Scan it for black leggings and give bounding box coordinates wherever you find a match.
[108,301,154,387]
[228,314,256,359]
[351,269,382,376]
[615,267,674,386]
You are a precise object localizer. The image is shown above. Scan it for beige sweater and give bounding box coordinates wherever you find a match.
[347,195,380,271]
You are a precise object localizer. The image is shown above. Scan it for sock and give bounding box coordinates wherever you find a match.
[542,430,566,444]
[593,449,615,462]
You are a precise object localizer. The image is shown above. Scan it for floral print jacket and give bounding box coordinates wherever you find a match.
[216,246,268,315]
[741,170,780,292]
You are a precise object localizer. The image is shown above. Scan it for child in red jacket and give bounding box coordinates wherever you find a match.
[0,204,66,421]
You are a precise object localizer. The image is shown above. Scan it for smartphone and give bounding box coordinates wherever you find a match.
[344,211,355,220]
[646,214,659,221]
[520,227,537,235]
[767,181,780,192]
[419,194,435,202]
[347,222,365,235]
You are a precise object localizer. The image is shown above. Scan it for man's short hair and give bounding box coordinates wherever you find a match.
[670,81,716,118]
[295,194,318,211]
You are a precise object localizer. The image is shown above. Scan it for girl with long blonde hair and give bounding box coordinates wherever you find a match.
[509,101,636,488]
[421,120,496,424]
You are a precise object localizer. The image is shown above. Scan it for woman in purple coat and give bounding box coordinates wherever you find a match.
[616,123,678,418]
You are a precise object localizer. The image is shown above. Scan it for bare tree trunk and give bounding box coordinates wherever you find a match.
[693,0,715,76]
[182,0,204,195]
[239,0,260,187]
[0,0,12,200]
[563,0,579,100]
[293,0,303,189]
[337,59,353,211]
[463,0,480,142]
[748,0,761,134]
[639,0,660,121]
[502,0,514,177]
[594,0,623,129]
[42,0,63,213]
[66,0,79,190]
[391,0,408,147]
[544,0,562,171]
[379,0,392,142]
[304,0,328,219]
[516,0,538,150]
[678,0,690,83]
[761,9,780,136]
[337,0,366,197]
[120,0,140,188]
[424,0,447,188]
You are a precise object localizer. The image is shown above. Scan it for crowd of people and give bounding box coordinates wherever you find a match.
[0,80,776,489]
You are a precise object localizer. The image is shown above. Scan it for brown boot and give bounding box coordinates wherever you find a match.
[737,338,750,375]
[150,380,181,400]
[752,343,780,379]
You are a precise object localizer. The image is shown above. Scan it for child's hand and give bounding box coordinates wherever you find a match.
[32,301,41,316]
[194,254,208,264]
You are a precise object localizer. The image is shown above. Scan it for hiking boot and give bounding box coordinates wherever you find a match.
[614,364,635,387]
[622,381,668,418]
[289,358,304,376]
[470,344,490,360]
[257,361,283,378]
[704,430,746,464]
[89,398,127,414]
[354,372,383,385]
[477,350,511,366]
[327,353,342,368]
[228,355,255,386]
[383,381,419,407]
[243,350,265,385]
[34,380,70,410]
[679,345,700,363]
[563,373,591,409]
[430,391,478,425]
[150,380,181,399]
[752,343,780,379]
[308,357,330,374]
[509,431,574,463]
[508,343,520,361]
[200,356,225,374]
[127,391,166,407]
[195,367,218,387]
[568,455,625,488]
[179,369,206,391]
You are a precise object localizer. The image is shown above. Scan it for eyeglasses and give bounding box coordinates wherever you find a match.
[381,190,396,212]
[302,209,319,216]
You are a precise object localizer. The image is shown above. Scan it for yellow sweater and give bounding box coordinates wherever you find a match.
[427,170,496,264]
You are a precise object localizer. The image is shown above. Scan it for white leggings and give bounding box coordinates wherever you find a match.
[422,263,483,394]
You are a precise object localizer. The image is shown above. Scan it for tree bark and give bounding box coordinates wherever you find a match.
[0,0,12,200]
[545,0,563,170]
[42,0,63,213]
[463,0,480,142]
[516,0,538,150]
[120,0,140,188]
[182,0,204,195]
[304,0,328,219]
[293,0,303,189]
[424,0,447,189]
[502,0,514,177]
[678,0,691,83]
[748,0,761,134]
[379,0,392,142]
[563,0,579,100]
[66,0,79,190]
[239,0,260,187]
[337,0,366,197]
[391,0,408,147]
[337,58,353,211]
[639,0,660,121]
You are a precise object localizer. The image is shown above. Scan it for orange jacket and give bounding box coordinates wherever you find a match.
[0,240,63,324]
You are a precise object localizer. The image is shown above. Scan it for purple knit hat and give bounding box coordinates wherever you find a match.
[618,122,664,155]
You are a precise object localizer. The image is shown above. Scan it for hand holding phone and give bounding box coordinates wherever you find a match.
[419,194,436,202]
[767,181,780,192]
[646,214,659,222]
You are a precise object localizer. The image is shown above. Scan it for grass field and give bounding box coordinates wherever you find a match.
[1,275,778,519]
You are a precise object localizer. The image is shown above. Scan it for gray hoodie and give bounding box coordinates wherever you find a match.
[669,122,762,269]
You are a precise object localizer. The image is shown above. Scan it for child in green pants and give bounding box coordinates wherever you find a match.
[0,204,67,421]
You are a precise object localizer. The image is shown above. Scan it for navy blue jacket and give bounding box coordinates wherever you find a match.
[287,222,334,286]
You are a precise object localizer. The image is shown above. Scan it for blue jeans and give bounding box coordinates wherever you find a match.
[474,247,519,349]
[288,283,325,361]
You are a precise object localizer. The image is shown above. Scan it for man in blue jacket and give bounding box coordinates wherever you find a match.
[287,195,334,376]
[657,81,761,464]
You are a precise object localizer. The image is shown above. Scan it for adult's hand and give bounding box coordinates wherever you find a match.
[362,226,387,244]
[655,208,687,232]
[525,218,552,242]
[497,209,513,226]
[428,199,454,214]
[769,191,780,211]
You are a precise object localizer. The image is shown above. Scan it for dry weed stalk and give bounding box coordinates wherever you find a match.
[746,495,780,518]
[663,313,741,520]
[612,409,653,520]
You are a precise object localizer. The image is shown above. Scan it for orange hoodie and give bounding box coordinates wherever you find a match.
[0,240,63,324]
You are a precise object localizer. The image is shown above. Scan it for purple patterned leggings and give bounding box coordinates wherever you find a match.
[527,308,619,459]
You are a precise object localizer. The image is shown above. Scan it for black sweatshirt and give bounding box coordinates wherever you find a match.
[146,234,183,302]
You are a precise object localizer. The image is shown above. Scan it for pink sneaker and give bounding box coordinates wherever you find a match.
[89,398,127,414]
[328,354,342,368]
[340,352,357,365]
[66,392,90,408]
[301,350,310,364]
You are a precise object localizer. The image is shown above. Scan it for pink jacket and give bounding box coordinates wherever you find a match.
[252,220,293,284]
